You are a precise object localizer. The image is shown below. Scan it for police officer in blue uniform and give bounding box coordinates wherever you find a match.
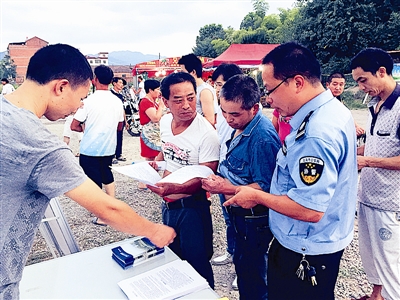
[224,42,358,300]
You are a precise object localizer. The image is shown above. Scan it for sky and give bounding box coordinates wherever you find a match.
[1,0,296,57]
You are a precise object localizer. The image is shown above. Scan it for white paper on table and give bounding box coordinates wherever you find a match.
[158,165,214,184]
[111,161,166,187]
[118,260,209,300]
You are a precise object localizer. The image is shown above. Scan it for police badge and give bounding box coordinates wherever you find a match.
[299,156,324,185]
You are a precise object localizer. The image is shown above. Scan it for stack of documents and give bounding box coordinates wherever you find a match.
[118,260,209,300]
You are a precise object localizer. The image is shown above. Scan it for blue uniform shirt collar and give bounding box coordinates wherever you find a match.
[289,89,335,130]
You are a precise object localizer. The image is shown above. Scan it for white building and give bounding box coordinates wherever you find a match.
[86,52,109,66]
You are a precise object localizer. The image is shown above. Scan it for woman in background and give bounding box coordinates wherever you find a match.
[272,109,292,145]
[138,79,165,188]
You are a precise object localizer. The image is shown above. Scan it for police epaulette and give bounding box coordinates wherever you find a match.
[282,140,287,156]
[295,110,314,141]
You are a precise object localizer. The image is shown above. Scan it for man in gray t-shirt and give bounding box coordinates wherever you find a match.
[0,44,175,299]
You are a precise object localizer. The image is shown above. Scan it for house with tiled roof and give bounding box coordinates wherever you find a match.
[109,65,134,84]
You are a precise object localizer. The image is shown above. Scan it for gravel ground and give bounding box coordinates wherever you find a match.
[27,108,372,300]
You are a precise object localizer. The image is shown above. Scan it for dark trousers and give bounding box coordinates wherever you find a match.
[162,197,214,289]
[115,127,124,158]
[268,239,344,300]
[219,194,235,255]
[230,209,272,300]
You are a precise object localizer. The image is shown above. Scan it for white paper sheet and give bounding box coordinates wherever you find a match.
[112,163,213,186]
[159,165,214,184]
[111,162,165,187]
[118,260,209,300]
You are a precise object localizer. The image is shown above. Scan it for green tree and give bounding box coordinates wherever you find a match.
[191,3,300,56]
[293,0,400,73]
[224,26,236,44]
[240,5,299,44]
[193,24,226,57]
[261,14,280,31]
[239,28,270,44]
[252,0,269,18]
[274,7,300,43]
[0,54,17,80]
[211,39,230,56]
[259,14,282,43]
[240,12,263,30]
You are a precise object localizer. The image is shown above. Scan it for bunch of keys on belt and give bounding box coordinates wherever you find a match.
[295,254,317,286]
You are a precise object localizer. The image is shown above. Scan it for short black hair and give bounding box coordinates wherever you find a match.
[211,63,242,82]
[161,72,196,100]
[112,77,126,85]
[94,65,113,85]
[178,54,203,78]
[262,42,321,84]
[351,48,393,75]
[26,44,93,89]
[144,79,160,94]
[1,78,9,83]
[327,72,345,84]
[220,74,260,110]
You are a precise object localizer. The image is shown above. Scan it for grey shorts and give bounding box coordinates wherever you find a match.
[358,202,400,300]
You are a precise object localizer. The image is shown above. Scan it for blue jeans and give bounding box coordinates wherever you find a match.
[219,194,235,255]
[230,209,272,300]
[162,196,214,289]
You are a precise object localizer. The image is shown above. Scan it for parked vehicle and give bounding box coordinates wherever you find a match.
[124,95,142,137]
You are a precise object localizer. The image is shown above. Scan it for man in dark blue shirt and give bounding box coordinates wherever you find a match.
[110,77,128,163]
[202,74,280,300]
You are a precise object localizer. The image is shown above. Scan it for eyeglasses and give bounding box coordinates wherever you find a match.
[264,77,291,97]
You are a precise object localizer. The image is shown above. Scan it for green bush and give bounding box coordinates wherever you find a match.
[341,88,369,110]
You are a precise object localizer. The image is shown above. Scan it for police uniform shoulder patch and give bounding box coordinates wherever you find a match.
[299,156,324,186]
[282,140,287,156]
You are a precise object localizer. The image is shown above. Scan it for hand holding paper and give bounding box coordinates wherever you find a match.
[201,174,226,194]
[112,162,164,187]
[112,162,214,187]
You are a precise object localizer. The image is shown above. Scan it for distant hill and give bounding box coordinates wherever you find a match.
[105,51,166,66]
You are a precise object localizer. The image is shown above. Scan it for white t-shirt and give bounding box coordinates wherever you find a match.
[215,106,233,164]
[63,114,83,140]
[139,81,146,99]
[74,90,124,156]
[160,113,220,173]
[1,83,15,95]
[196,82,218,116]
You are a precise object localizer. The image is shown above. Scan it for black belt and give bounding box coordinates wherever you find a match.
[227,204,268,217]
[163,193,209,210]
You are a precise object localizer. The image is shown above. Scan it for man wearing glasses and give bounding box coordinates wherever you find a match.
[224,42,358,300]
